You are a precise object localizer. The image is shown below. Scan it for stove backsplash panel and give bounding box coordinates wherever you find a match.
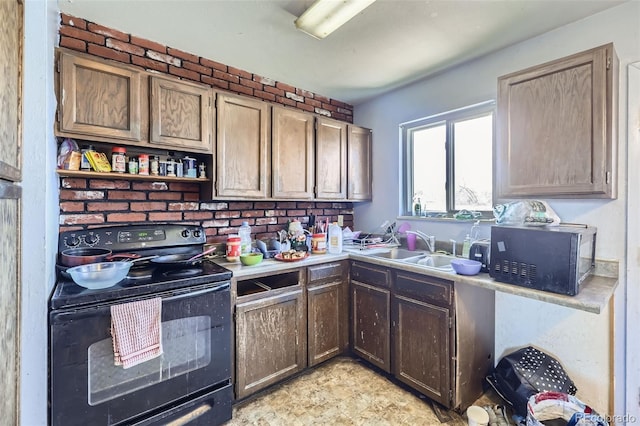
[58,177,354,243]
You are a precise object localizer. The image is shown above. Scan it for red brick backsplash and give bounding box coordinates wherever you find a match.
[59,178,355,243]
[59,13,354,123]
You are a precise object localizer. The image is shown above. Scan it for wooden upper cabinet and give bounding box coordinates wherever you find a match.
[347,125,373,200]
[58,50,144,142]
[496,43,618,199]
[216,93,270,198]
[0,0,22,182]
[315,117,347,200]
[150,76,213,152]
[272,106,314,199]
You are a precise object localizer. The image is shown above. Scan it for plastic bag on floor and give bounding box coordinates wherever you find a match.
[526,392,608,426]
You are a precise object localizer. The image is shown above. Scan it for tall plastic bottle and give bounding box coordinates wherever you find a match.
[238,221,252,255]
[462,234,471,258]
[327,222,343,254]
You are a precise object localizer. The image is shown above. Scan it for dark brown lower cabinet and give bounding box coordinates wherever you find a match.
[307,262,348,367]
[350,262,494,411]
[350,262,391,372]
[393,294,451,407]
[235,287,306,399]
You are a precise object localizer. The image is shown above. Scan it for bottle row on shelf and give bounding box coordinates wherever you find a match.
[57,138,207,179]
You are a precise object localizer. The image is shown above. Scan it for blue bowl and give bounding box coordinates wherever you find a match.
[450,258,482,275]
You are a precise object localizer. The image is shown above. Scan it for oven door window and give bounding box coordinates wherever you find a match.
[88,315,211,405]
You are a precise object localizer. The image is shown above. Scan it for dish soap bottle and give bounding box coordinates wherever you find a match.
[462,234,471,258]
[238,221,252,255]
[327,222,343,254]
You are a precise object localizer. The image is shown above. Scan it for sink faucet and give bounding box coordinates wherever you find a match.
[405,230,436,253]
[449,239,457,256]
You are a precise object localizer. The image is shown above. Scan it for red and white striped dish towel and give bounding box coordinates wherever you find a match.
[110,297,163,369]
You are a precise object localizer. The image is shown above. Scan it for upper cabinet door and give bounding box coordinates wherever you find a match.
[272,107,314,199]
[496,43,618,199]
[347,125,373,201]
[58,50,143,142]
[216,93,270,198]
[150,76,213,153]
[315,117,347,200]
[0,0,22,182]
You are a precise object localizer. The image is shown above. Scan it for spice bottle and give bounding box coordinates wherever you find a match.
[111,146,126,173]
[150,156,160,176]
[166,157,176,177]
[128,156,138,174]
[226,235,241,262]
[138,154,149,175]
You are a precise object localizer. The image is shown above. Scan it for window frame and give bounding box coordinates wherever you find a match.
[400,101,496,218]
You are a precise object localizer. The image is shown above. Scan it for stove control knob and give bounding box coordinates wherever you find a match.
[84,234,99,246]
[66,236,81,247]
[192,229,201,238]
[181,230,191,238]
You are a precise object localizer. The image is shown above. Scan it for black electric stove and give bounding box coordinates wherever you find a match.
[49,224,234,426]
[51,224,232,310]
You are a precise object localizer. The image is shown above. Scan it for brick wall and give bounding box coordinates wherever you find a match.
[57,14,357,240]
[59,177,355,243]
[59,13,354,122]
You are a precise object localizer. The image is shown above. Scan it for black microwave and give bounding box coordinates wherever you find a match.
[489,225,596,296]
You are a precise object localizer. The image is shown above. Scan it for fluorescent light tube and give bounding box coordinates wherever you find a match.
[295,0,377,39]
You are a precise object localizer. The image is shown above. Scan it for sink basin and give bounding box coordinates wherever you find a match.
[402,254,456,271]
[368,248,428,261]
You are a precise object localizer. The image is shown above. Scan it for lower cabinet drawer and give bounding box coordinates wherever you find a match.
[308,261,345,283]
[394,271,452,307]
[351,261,391,288]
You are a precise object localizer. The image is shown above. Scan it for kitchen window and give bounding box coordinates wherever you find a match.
[401,101,495,217]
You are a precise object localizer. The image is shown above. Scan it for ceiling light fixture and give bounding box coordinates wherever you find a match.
[295,0,377,40]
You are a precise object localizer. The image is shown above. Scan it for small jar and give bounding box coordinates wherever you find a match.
[166,157,176,177]
[111,146,126,173]
[150,156,160,176]
[138,154,149,175]
[128,156,138,175]
[311,233,327,254]
[226,235,241,262]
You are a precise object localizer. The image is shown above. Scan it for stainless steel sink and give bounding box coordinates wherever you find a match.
[402,253,456,271]
[368,247,428,261]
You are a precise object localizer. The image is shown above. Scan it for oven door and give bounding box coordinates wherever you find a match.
[49,281,231,426]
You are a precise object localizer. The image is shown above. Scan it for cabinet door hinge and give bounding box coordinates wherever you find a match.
[606,171,611,184]
[449,389,453,402]
[606,56,612,70]
[56,58,60,74]
[449,317,453,329]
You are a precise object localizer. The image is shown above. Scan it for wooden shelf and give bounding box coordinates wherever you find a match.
[56,169,210,182]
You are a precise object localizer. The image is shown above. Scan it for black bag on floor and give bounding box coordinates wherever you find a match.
[486,346,577,417]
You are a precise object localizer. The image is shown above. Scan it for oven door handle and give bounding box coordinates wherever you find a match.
[162,282,229,302]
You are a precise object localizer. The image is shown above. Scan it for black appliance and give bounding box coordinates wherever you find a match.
[468,239,490,272]
[489,224,596,296]
[49,224,233,426]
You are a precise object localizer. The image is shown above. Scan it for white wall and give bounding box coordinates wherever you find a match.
[21,1,59,425]
[354,1,640,416]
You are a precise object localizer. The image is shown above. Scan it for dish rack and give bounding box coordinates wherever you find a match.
[343,220,401,250]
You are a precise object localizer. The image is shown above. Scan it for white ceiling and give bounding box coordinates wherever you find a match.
[57,0,626,105]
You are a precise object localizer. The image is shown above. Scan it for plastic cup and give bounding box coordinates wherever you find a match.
[406,233,417,251]
[466,406,489,426]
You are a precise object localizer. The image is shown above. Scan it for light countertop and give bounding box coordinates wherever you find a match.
[213,250,617,314]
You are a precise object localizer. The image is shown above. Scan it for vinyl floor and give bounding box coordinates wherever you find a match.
[225,356,500,426]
